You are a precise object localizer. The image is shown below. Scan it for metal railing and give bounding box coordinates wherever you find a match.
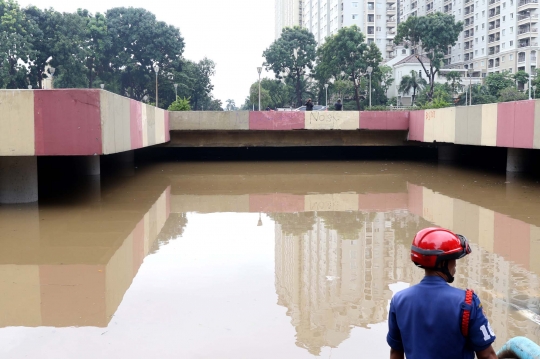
[518,0,539,7]
[518,14,539,21]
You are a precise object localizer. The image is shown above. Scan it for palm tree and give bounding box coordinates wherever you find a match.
[399,70,427,105]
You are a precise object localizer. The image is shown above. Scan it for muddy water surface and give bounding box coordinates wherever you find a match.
[0,160,539,358]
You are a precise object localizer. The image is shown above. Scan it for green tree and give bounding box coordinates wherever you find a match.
[394,13,463,101]
[24,6,60,89]
[106,7,184,104]
[445,71,463,96]
[398,70,427,105]
[249,81,271,110]
[379,65,395,97]
[0,0,37,88]
[416,83,453,106]
[513,70,529,89]
[263,26,317,107]
[484,71,514,97]
[498,87,528,102]
[225,99,237,111]
[316,25,383,110]
[168,96,191,111]
[455,85,497,105]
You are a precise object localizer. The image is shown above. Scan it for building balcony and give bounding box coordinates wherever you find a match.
[518,56,526,62]
[465,20,475,27]
[518,0,539,11]
[488,37,501,43]
[518,27,538,35]
[519,40,539,47]
[489,10,501,18]
[518,13,539,23]
[386,45,394,51]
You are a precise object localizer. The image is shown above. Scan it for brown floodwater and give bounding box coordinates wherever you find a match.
[0,160,539,358]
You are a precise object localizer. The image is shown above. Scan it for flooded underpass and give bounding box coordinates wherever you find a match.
[1,153,540,358]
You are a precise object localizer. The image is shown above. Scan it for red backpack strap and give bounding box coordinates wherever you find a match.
[461,289,474,336]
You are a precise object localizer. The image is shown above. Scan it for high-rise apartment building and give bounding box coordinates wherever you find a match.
[299,0,398,59]
[275,0,304,39]
[400,0,539,77]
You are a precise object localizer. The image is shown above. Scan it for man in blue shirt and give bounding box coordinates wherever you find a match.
[387,227,498,359]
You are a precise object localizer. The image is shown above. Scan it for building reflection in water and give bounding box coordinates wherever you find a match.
[0,183,188,328]
[272,188,540,355]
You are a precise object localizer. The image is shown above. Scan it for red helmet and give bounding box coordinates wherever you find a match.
[411,227,471,269]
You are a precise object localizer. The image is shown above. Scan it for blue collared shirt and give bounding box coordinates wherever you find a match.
[387,276,496,359]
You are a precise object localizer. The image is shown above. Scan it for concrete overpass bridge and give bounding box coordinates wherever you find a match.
[2,89,540,203]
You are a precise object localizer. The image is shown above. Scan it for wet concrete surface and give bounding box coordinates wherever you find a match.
[0,160,539,358]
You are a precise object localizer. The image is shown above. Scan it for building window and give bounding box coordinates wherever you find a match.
[482,48,485,54]
[502,42,506,48]
[508,68,513,73]
[502,29,506,35]
[510,54,513,60]
[377,15,382,19]
[376,26,382,31]
[503,2,506,7]
[402,49,406,54]
[482,23,485,28]
[482,36,485,41]
[510,40,513,46]
[352,14,359,19]
[510,13,513,19]
[352,2,359,7]
[482,10,485,17]
[481,61,484,66]
[476,50,478,54]
[510,27,513,33]
[502,55,505,61]
[503,16,505,21]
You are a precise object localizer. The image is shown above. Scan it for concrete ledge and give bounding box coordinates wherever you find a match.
[170,111,249,130]
[167,130,409,147]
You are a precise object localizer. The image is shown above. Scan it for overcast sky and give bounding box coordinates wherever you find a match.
[17,0,275,108]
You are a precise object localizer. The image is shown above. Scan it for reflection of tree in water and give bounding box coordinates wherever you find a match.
[267,212,316,236]
[317,211,368,240]
[155,213,189,248]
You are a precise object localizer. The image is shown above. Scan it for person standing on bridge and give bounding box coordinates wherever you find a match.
[305,98,314,111]
[387,228,498,359]
[334,99,343,111]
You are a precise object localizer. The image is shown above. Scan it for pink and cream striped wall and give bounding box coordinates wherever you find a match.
[0,89,170,156]
[408,100,540,149]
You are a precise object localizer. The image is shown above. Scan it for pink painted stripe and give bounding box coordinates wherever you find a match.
[497,102,515,147]
[34,90,102,155]
[387,111,409,130]
[130,100,143,149]
[358,193,408,211]
[249,193,305,212]
[249,111,305,130]
[494,213,530,270]
[407,183,424,217]
[360,111,387,129]
[408,110,425,141]
[513,100,535,148]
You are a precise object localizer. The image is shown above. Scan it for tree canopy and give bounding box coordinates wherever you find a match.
[0,1,221,110]
[394,13,463,101]
[263,26,317,107]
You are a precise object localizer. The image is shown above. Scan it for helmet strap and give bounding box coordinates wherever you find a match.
[437,260,455,283]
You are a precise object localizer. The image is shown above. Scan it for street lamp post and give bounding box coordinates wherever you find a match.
[257,67,262,111]
[174,83,178,100]
[50,67,55,89]
[468,68,473,106]
[324,83,329,107]
[529,68,532,99]
[153,63,160,107]
[367,66,373,108]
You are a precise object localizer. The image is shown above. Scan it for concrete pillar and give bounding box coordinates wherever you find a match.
[0,157,38,204]
[506,148,529,172]
[81,156,100,176]
[438,144,459,163]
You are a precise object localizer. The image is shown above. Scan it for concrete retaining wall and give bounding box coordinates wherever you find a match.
[0,91,35,156]
[408,100,540,149]
[0,89,170,156]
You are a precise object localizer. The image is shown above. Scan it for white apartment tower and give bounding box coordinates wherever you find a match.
[275,0,304,39]
[299,0,398,60]
[400,0,539,76]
